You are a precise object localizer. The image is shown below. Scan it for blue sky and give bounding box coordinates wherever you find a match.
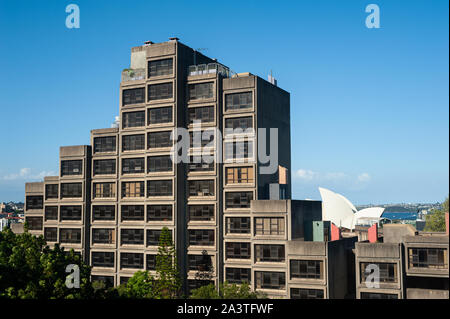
[0,0,448,205]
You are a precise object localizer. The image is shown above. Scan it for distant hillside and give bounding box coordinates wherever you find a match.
[383,206,417,213]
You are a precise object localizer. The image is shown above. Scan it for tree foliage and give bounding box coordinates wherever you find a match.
[190,281,265,299]
[424,197,448,232]
[115,271,157,298]
[154,227,181,298]
[0,228,93,299]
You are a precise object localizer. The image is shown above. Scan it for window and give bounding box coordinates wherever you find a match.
[290,260,323,279]
[123,111,145,128]
[92,205,115,221]
[45,184,58,199]
[255,245,285,263]
[188,82,213,100]
[26,216,43,230]
[226,268,251,284]
[408,248,448,269]
[121,181,145,198]
[147,155,172,173]
[147,205,172,221]
[61,160,82,176]
[225,92,252,111]
[147,180,172,197]
[254,217,285,236]
[148,82,173,101]
[255,271,285,290]
[92,228,115,244]
[121,205,145,221]
[60,206,82,221]
[188,156,214,172]
[93,159,116,175]
[148,131,172,149]
[59,228,82,244]
[92,251,114,268]
[26,196,43,210]
[45,206,58,221]
[225,242,250,259]
[360,292,398,299]
[94,136,116,153]
[291,288,324,299]
[188,180,214,197]
[225,192,253,209]
[148,58,173,77]
[225,116,253,131]
[189,131,215,148]
[226,167,254,184]
[224,141,253,160]
[360,262,397,283]
[93,183,115,198]
[147,229,172,246]
[188,106,214,124]
[121,229,144,245]
[188,230,214,246]
[148,107,172,125]
[44,227,57,242]
[120,277,130,285]
[146,254,157,270]
[122,87,145,106]
[60,183,82,198]
[122,134,145,151]
[226,217,250,234]
[189,205,214,222]
[120,253,144,269]
[188,254,213,272]
[122,158,145,174]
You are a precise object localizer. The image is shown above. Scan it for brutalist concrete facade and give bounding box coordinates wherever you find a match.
[355,224,449,299]
[24,39,293,294]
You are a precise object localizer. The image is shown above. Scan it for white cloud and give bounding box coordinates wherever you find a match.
[1,168,56,181]
[295,169,317,181]
[294,169,347,182]
[294,169,371,185]
[357,173,371,182]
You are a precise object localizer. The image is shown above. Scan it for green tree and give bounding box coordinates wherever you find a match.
[190,281,265,299]
[0,228,93,299]
[154,227,181,298]
[115,271,157,298]
[424,197,448,232]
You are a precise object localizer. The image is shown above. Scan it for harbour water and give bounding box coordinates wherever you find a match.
[382,212,418,221]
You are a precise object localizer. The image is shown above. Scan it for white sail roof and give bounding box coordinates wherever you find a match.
[318,187,385,230]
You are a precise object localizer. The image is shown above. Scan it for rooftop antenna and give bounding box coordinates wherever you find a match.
[268,70,277,86]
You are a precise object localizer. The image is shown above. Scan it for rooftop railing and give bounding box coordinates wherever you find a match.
[188,63,231,78]
[121,68,146,82]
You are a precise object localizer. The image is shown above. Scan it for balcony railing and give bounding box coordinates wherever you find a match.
[188,63,231,77]
[121,68,145,82]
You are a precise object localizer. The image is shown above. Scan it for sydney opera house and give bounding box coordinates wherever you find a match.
[318,187,385,230]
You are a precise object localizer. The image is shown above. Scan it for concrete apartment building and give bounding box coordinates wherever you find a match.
[355,224,449,299]
[24,38,296,294]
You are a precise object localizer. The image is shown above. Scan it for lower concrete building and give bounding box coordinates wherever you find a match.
[355,224,449,299]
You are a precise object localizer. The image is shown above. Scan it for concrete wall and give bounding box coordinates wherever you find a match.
[406,288,449,299]
[327,236,357,299]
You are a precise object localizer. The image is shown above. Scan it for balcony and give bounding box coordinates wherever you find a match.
[121,68,145,82]
[188,63,231,77]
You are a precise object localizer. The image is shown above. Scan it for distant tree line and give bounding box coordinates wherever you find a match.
[424,196,448,232]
